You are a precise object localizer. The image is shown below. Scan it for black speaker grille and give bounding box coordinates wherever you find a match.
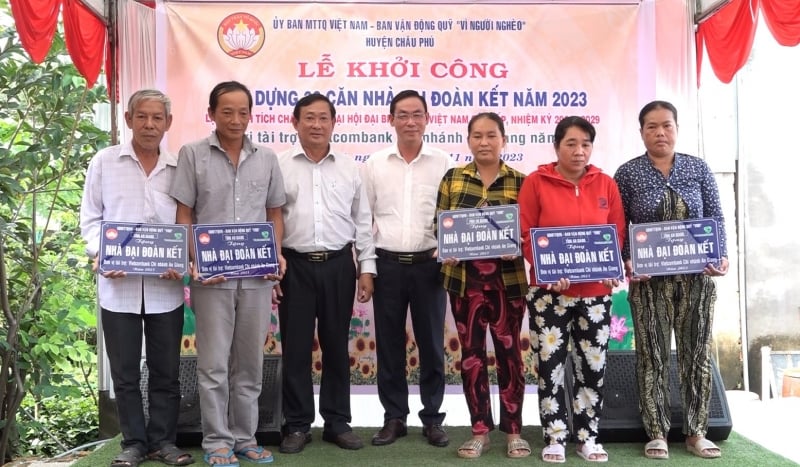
[597,350,731,442]
[141,355,282,438]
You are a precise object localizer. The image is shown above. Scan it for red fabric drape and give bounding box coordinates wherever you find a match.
[10,0,106,87]
[697,0,759,84]
[63,0,107,88]
[8,0,60,63]
[761,0,800,46]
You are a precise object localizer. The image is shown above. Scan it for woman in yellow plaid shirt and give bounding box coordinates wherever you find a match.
[435,112,529,459]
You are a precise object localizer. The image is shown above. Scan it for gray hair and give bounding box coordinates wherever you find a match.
[127,89,172,116]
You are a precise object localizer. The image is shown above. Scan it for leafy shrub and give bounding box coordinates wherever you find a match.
[18,385,99,457]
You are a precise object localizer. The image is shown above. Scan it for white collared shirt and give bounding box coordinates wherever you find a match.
[79,142,184,314]
[363,144,454,252]
[278,145,376,275]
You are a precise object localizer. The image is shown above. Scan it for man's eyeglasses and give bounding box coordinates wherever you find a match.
[393,112,427,122]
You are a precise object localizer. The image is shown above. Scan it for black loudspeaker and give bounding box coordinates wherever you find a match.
[598,350,732,442]
[142,355,282,445]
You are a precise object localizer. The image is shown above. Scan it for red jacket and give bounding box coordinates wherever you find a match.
[519,162,626,297]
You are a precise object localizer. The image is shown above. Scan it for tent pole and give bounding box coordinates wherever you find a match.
[108,0,118,145]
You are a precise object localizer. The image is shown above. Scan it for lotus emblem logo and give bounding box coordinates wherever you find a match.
[217,13,265,59]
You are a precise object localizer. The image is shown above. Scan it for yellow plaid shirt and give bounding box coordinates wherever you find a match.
[435,161,528,298]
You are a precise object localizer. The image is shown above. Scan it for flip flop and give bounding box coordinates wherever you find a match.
[235,445,274,464]
[507,437,531,458]
[576,441,608,462]
[203,448,238,467]
[686,438,721,458]
[457,438,490,459]
[541,443,566,463]
[644,439,669,460]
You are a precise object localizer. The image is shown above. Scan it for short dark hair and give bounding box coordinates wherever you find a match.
[553,116,596,148]
[389,90,428,115]
[468,112,505,137]
[209,81,253,111]
[293,93,336,120]
[638,100,678,128]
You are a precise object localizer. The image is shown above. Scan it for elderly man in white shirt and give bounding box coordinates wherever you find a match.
[276,93,376,454]
[363,90,454,448]
[80,89,193,467]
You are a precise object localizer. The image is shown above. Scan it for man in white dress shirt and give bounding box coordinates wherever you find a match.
[80,89,193,467]
[363,90,454,448]
[276,93,376,454]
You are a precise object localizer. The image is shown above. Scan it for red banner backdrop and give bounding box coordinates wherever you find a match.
[9,0,106,87]
[698,0,800,83]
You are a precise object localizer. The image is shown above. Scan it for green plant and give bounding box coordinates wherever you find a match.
[0,12,109,461]
[18,383,99,457]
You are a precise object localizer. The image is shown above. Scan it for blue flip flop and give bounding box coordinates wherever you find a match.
[235,446,274,464]
[203,448,239,467]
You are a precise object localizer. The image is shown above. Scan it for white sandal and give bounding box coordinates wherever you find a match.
[576,441,608,462]
[541,443,566,463]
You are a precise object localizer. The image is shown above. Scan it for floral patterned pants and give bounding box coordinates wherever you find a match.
[527,287,612,446]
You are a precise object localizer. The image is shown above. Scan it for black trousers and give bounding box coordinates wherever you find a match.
[373,255,446,425]
[102,304,184,452]
[279,252,356,435]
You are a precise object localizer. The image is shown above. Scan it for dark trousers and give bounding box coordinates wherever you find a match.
[102,304,184,452]
[373,256,446,425]
[279,253,356,435]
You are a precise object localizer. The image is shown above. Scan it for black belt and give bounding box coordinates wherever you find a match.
[376,248,435,265]
[283,244,352,263]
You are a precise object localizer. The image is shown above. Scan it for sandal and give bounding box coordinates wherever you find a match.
[111,446,145,467]
[235,445,274,464]
[542,443,566,463]
[203,448,238,467]
[457,437,490,459]
[686,438,721,458]
[148,443,194,466]
[507,437,531,458]
[644,438,669,460]
[576,441,608,462]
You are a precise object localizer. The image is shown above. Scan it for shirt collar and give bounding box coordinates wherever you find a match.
[208,131,257,155]
[462,160,512,178]
[118,141,177,167]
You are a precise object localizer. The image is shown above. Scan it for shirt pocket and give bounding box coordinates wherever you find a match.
[326,177,357,217]
[152,190,177,223]
[246,180,270,210]
[413,185,439,230]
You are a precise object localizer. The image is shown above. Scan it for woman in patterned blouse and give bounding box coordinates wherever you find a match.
[614,101,728,460]
[435,112,530,459]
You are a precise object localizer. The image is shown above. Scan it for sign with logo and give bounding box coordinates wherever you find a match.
[193,222,279,279]
[99,221,188,276]
[530,224,623,284]
[217,12,266,58]
[437,205,520,261]
[629,218,721,276]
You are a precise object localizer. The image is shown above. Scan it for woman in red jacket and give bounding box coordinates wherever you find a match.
[519,116,626,463]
